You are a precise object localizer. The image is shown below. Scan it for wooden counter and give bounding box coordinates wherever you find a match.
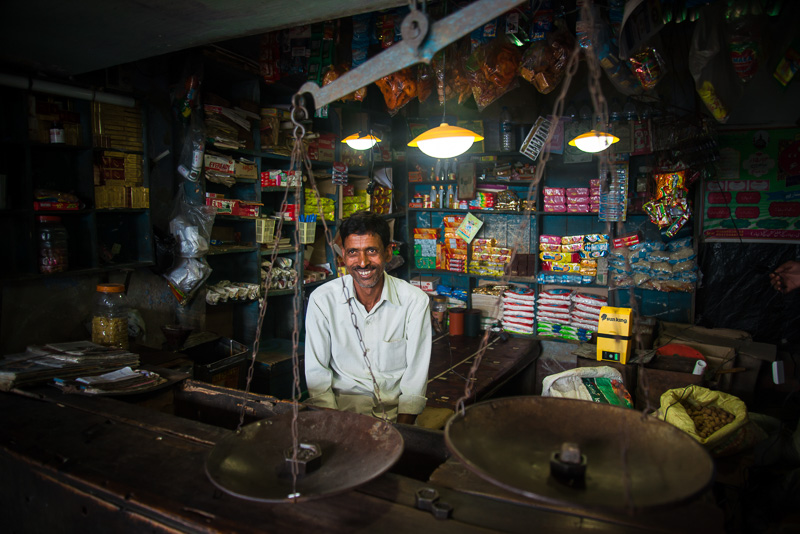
[0,382,724,533]
[425,334,540,411]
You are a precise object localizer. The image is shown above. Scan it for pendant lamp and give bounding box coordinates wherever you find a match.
[342,133,381,151]
[568,130,619,153]
[408,122,484,159]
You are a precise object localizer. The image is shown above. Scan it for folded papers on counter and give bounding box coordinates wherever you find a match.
[0,341,140,392]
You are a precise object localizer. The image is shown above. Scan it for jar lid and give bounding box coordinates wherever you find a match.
[38,215,61,223]
[96,283,125,293]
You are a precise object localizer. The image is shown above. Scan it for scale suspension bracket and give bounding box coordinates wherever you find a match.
[297,0,526,109]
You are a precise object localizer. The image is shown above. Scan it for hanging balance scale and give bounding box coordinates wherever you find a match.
[204,0,530,504]
[205,0,714,511]
[444,396,714,513]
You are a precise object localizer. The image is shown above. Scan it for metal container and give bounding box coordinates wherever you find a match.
[183,337,249,389]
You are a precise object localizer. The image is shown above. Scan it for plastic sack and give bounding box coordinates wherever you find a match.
[375,67,417,115]
[658,385,759,456]
[168,188,216,258]
[465,37,521,111]
[541,366,633,408]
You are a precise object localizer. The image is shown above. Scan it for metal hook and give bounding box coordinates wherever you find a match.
[290,94,307,141]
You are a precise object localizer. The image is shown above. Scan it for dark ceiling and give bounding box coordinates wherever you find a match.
[0,0,407,77]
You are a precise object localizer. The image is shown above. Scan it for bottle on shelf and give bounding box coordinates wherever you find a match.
[38,216,68,273]
[430,185,437,206]
[500,107,514,152]
[49,121,65,144]
[438,185,445,208]
[446,184,454,209]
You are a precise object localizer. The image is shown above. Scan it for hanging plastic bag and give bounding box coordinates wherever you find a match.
[417,64,435,103]
[689,4,744,123]
[375,67,417,115]
[465,36,521,111]
[724,0,763,83]
[176,113,205,183]
[164,257,213,307]
[432,40,473,105]
[168,188,216,258]
[519,19,575,95]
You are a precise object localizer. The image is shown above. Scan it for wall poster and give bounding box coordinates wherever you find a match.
[702,127,800,242]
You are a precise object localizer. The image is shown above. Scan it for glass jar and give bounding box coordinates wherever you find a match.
[38,215,69,274]
[92,283,129,350]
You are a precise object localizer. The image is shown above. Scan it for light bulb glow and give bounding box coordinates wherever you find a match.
[408,123,483,159]
[568,130,620,153]
[416,136,475,158]
[342,133,380,151]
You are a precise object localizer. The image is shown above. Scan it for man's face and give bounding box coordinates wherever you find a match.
[343,232,392,290]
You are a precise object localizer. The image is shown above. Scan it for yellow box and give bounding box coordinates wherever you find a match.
[596,306,633,364]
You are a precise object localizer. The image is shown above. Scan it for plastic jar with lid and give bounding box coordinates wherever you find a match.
[38,215,69,274]
[92,283,129,350]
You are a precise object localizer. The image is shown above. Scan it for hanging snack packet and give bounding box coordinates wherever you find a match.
[321,65,365,102]
[519,19,574,95]
[375,67,418,115]
[465,37,521,111]
[629,48,666,90]
[417,64,435,103]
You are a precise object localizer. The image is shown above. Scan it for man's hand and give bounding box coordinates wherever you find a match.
[396,413,417,425]
[770,260,800,294]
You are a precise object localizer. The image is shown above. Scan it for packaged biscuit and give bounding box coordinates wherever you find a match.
[539,252,580,263]
[561,235,585,244]
[549,262,580,272]
[579,249,607,259]
[566,187,590,197]
[540,243,562,252]
[544,187,565,196]
[539,235,562,245]
[580,259,598,268]
[583,233,610,243]
[583,242,609,252]
[560,243,583,252]
[544,204,567,212]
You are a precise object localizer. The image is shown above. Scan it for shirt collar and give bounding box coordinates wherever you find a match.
[339,273,400,309]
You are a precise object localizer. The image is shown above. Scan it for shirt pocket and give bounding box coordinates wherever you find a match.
[375,338,406,373]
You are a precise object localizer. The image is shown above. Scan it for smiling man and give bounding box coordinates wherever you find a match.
[304,211,432,424]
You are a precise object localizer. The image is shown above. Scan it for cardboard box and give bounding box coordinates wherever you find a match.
[234,161,257,180]
[657,322,772,404]
[653,336,737,395]
[130,187,149,209]
[636,366,702,411]
[207,198,235,214]
[233,201,261,217]
[411,275,440,293]
[204,154,235,175]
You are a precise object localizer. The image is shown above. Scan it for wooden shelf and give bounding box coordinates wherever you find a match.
[0,261,154,285]
[207,244,259,255]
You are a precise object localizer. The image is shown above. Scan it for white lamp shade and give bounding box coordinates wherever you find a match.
[408,123,483,159]
[568,130,620,153]
[342,133,380,151]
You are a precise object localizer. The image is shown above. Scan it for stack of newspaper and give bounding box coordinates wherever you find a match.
[0,341,140,392]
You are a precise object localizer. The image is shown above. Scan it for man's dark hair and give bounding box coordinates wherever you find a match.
[340,211,390,249]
